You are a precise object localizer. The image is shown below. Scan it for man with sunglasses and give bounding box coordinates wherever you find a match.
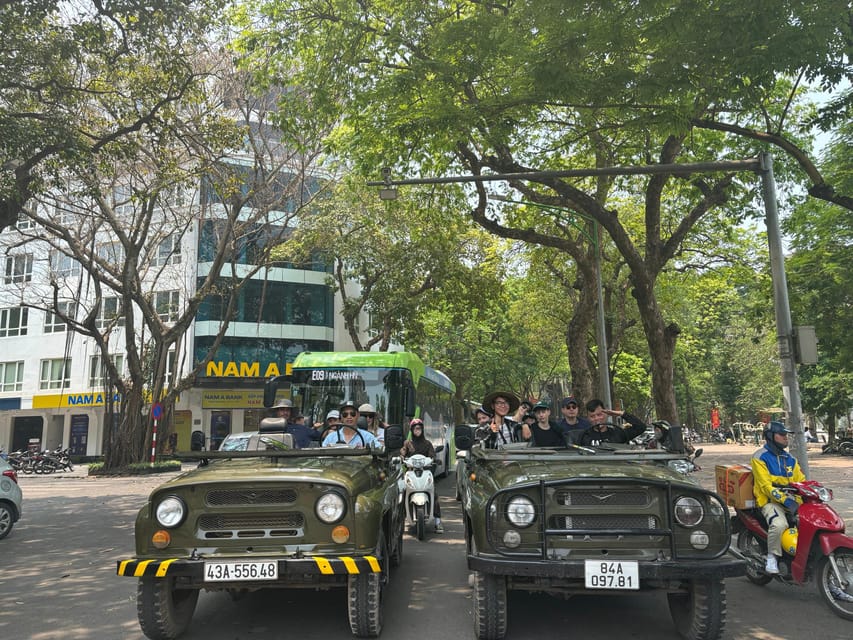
[556,396,591,436]
[321,400,377,448]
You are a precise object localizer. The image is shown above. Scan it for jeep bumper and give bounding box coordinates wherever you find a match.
[117,555,381,580]
[468,552,745,580]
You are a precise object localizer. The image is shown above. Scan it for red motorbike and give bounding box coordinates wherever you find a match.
[731,480,853,619]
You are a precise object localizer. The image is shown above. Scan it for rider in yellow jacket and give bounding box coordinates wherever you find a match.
[751,421,805,574]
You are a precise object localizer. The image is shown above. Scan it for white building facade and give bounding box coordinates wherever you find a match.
[0,184,363,457]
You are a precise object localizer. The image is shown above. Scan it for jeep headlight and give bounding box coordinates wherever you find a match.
[505,495,536,528]
[155,496,186,528]
[674,496,704,527]
[316,492,347,524]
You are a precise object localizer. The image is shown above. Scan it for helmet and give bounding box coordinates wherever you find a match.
[410,418,424,428]
[781,526,798,555]
[358,403,375,415]
[764,421,793,446]
[271,398,293,409]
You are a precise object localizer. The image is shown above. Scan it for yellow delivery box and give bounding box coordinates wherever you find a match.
[715,464,755,509]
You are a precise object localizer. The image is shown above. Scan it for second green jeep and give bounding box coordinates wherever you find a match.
[454,426,744,640]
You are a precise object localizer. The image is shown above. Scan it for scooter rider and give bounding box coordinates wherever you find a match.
[400,418,443,533]
[751,421,805,575]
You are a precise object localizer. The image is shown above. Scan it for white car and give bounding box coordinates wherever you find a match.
[0,457,23,539]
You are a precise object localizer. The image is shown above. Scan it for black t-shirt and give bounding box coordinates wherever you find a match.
[530,422,566,447]
[577,413,648,447]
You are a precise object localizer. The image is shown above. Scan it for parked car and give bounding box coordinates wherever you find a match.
[117,420,406,639]
[0,457,23,539]
[454,424,744,640]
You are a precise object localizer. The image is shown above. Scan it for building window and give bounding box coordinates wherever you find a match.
[96,296,125,329]
[0,306,28,337]
[4,254,34,284]
[16,208,38,231]
[0,361,24,392]
[40,358,71,390]
[89,353,124,388]
[44,301,77,333]
[165,349,177,388]
[49,250,81,278]
[97,241,125,267]
[154,291,180,323]
[153,234,182,266]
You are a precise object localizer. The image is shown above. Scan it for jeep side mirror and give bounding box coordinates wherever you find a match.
[263,375,287,408]
[384,425,404,451]
[455,424,474,451]
[668,425,685,453]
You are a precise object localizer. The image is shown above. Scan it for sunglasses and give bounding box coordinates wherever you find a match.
[566,404,578,409]
[341,410,357,417]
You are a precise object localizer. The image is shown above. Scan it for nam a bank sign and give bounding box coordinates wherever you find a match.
[205,361,293,378]
[33,392,122,409]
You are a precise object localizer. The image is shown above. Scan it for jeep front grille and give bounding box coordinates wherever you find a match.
[552,514,659,530]
[205,488,297,506]
[555,488,649,507]
[198,512,304,538]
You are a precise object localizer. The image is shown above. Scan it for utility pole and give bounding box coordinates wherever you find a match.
[758,152,809,475]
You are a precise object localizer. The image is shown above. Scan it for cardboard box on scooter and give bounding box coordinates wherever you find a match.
[715,464,755,509]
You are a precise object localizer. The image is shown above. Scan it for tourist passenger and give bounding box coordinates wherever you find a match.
[575,399,648,447]
[359,403,385,445]
[512,399,534,425]
[556,396,591,436]
[322,401,377,448]
[522,401,566,447]
[482,391,520,447]
[314,409,340,432]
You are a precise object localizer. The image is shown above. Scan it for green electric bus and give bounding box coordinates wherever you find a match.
[264,351,456,477]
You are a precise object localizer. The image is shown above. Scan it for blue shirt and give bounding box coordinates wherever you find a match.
[284,423,321,449]
[322,428,377,448]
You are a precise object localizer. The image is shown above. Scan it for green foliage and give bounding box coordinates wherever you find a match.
[88,459,182,476]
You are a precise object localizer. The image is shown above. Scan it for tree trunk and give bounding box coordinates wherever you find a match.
[632,275,680,422]
[566,266,597,405]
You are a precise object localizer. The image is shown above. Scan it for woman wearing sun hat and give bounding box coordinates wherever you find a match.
[481,390,521,447]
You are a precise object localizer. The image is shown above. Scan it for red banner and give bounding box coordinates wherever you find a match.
[711,408,720,429]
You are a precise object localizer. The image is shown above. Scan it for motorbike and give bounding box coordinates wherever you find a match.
[402,453,436,541]
[731,480,853,620]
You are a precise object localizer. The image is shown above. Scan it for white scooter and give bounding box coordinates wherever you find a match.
[403,454,435,540]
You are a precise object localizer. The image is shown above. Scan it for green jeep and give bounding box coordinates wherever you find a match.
[454,425,744,640]
[117,425,406,639]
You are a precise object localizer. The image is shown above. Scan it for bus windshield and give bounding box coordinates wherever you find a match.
[291,367,407,427]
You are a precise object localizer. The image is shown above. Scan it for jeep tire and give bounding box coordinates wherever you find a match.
[137,576,199,640]
[348,533,387,637]
[667,577,726,640]
[473,571,507,640]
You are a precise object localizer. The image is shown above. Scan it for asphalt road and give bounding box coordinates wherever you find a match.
[2,444,851,640]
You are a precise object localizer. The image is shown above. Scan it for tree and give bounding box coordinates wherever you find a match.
[11,48,325,469]
[0,1,234,234]
[241,0,850,423]
[785,122,853,439]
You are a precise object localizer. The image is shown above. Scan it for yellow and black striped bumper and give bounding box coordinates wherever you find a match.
[117,556,381,579]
